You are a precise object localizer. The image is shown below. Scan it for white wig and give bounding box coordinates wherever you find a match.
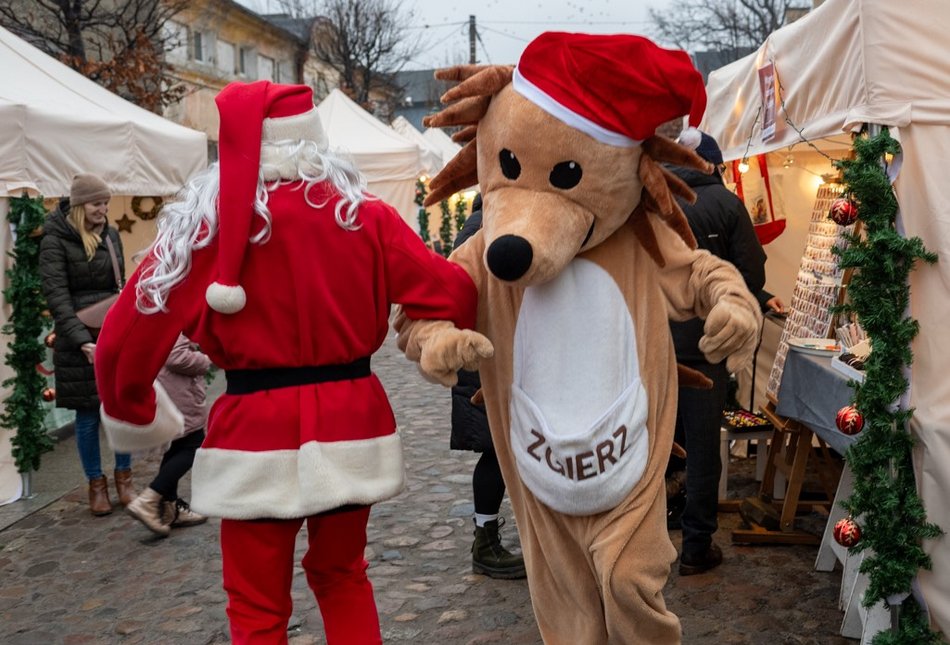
[136,140,367,314]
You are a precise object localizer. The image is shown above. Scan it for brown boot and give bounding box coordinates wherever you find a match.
[114,469,135,506]
[88,475,112,516]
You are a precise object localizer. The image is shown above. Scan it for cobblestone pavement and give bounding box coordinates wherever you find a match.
[0,336,853,644]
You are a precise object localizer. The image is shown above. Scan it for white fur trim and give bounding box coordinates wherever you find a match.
[101,381,185,453]
[512,67,641,148]
[190,432,405,519]
[263,108,327,149]
[677,127,702,150]
[206,282,246,314]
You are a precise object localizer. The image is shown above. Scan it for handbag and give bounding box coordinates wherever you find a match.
[75,235,123,330]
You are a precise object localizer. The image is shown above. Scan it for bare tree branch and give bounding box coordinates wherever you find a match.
[649,0,793,62]
[0,0,189,111]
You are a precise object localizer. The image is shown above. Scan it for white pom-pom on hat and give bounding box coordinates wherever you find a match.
[677,127,702,150]
[206,282,246,314]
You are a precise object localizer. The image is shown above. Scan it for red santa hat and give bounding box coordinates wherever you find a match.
[207,80,327,314]
[512,32,706,147]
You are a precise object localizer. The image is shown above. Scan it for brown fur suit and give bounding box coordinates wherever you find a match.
[396,56,761,644]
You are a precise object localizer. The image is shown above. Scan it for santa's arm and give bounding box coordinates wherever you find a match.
[95,251,210,452]
[391,229,492,387]
[652,212,762,373]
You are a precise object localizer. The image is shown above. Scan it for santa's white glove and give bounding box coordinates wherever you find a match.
[698,293,762,374]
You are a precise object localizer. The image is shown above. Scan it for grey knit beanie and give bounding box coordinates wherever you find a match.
[70,174,111,207]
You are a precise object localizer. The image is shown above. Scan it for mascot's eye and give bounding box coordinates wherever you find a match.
[549,161,583,189]
[499,149,521,180]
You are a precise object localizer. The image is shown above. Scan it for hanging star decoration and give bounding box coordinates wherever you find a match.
[115,213,136,233]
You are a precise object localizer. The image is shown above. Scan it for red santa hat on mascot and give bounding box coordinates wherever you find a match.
[206,80,328,314]
[511,32,707,147]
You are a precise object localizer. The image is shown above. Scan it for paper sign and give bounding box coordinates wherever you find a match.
[758,62,778,142]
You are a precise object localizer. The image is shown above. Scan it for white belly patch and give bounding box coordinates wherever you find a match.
[510,258,649,515]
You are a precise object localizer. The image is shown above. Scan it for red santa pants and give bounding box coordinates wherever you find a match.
[220,506,381,644]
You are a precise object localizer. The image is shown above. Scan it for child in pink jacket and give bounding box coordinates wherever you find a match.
[126,334,210,536]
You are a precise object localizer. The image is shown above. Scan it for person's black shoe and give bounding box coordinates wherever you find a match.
[666,486,686,531]
[678,543,723,576]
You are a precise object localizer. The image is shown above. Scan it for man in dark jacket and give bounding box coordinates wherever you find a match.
[667,131,768,575]
[450,194,525,579]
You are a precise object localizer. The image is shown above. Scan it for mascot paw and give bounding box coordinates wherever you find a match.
[698,294,762,372]
[419,327,494,387]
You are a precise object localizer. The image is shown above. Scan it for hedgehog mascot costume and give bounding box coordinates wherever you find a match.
[394,33,762,643]
[93,81,489,644]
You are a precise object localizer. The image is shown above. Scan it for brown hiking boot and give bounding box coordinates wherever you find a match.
[472,518,526,580]
[88,475,112,516]
[679,543,723,576]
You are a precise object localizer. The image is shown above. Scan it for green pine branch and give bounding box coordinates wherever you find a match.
[2,193,55,473]
[829,130,942,643]
[415,178,430,244]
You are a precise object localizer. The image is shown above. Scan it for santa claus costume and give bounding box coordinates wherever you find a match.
[94,81,478,644]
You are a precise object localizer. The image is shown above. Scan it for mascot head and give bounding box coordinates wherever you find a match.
[425,32,714,287]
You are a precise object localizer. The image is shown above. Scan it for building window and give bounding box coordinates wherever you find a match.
[277,60,294,83]
[163,21,188,63]
[258,55,275,81]
[216,40,236,74]
[193,31,211,63]
[239,47,256,77]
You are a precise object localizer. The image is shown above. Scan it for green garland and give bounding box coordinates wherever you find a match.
[415,178,430,244]
[438,199,453,258]
[832,129,942,643]
[2,194,54,473]
[454,195,468,233]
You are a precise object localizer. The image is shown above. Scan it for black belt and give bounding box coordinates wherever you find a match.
[225,357,371,395]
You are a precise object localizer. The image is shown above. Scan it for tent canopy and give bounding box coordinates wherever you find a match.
[391,116,443,175]
[317,89,427,229]
[422,127,463,169]
[317,89,424,182]
[0,25,206,198]
[703,0,950,161]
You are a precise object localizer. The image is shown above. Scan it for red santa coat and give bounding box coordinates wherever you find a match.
[96,185,476,520]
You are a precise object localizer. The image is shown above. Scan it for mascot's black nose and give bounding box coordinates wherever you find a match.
[487,234,534,281]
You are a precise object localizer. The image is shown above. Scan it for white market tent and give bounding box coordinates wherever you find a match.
[702,0,950,635]
[422,127,463,169]
[317,89,427,230]
[0,25,207,504]
[391,116,443,176]
[0,25,206,198]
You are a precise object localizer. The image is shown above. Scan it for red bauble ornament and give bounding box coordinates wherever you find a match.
[44,332,56,348]
[829,197,859,226]
[42,387,56,402]
[836,405,865,435]
[834,516,862,547]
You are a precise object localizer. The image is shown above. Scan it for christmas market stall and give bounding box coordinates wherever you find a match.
[702,0,950,641]
[316,89,429,231]
[0,25,206,502]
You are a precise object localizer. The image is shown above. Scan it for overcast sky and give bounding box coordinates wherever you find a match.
[241,0,676,69]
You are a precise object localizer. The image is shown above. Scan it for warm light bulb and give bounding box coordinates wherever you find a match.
[737,161,750,174]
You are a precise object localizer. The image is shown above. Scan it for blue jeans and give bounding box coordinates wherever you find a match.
[74,407,131,480]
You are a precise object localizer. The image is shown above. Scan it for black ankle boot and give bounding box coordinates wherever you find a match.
[472,518,526,580]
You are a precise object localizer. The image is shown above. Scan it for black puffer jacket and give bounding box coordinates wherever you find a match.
[449,202,493,452]
[668,167,766,364]
[39,199,125,410]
